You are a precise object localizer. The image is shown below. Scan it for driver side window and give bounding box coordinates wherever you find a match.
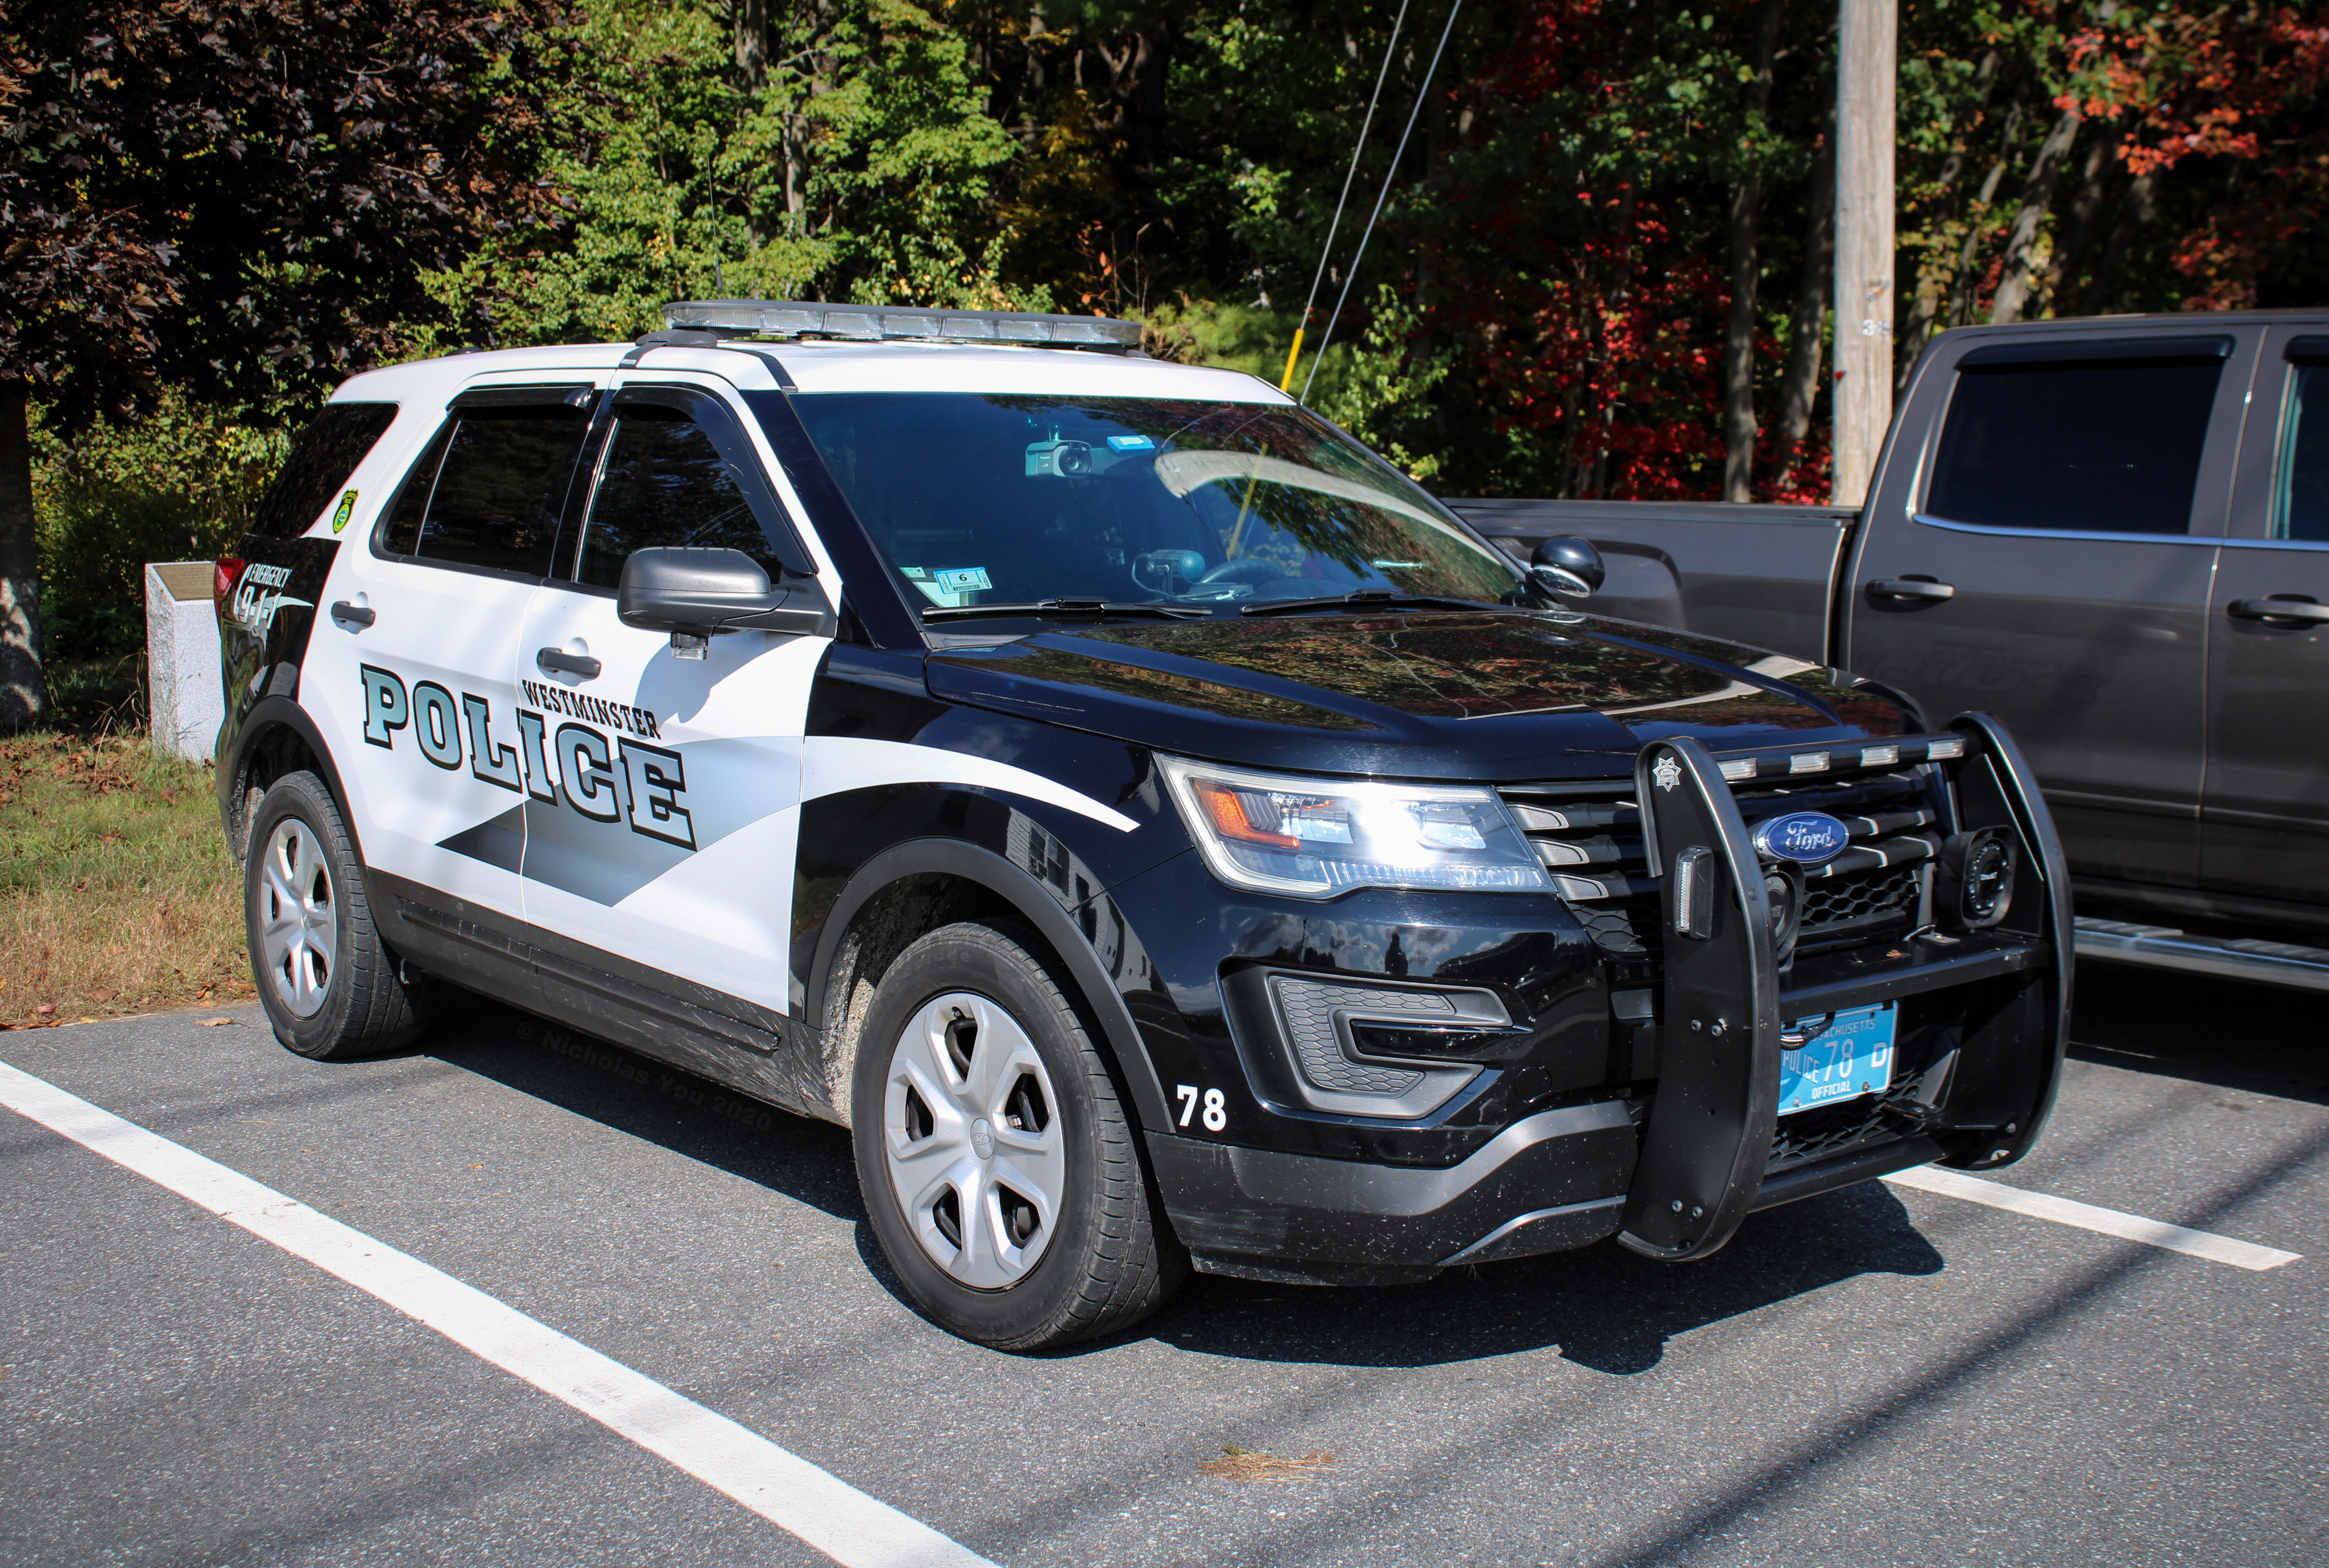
[577,404,785,587]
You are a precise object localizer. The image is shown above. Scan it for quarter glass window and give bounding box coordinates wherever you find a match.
[576,406,779,587]
[2275,364,2329,543]
[251,403,398,538]
[1928,357,2221,535]
[392,406,589,575]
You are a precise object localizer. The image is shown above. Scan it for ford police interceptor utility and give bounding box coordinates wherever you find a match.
[214,301,2072,1350]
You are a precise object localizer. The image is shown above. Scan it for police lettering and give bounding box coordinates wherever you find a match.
[358,665,686,847]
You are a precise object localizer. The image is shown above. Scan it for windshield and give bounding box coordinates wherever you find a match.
[789,394,1523,614]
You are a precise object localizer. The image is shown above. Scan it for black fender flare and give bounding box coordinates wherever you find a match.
[805,836,1173,1133]
[216,697,363,864]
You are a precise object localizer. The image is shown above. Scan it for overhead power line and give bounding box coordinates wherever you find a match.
[1299,0,1466,408]
[1280,0,1414,392]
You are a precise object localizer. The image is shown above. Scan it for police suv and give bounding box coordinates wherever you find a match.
[216,301,2072,1350]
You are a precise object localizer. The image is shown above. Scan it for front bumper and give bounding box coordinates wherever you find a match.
[1142,713,2073,1280]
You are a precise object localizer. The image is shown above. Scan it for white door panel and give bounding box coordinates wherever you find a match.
[303,555,536,916]
[514,595,824,1006]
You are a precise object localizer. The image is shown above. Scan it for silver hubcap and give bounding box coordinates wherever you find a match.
[259,819,338,1018]
[883,991,1066,1288]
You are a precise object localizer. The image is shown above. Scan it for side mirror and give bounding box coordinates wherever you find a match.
[1530,536,1606,597]
[617,547,834,648]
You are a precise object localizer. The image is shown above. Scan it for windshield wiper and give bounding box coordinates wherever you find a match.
[921,598,1213,623]
[1239,590,1500,617]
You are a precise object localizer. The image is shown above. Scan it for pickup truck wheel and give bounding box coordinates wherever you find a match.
[244,771,433,1061]
[851,921,1186,1350]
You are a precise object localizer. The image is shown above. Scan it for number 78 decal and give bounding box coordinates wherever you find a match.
[1176,1084,1227,1131]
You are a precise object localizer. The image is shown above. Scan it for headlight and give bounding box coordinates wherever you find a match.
[1156,755,1552,898]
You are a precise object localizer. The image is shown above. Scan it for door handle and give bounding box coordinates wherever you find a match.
[329,601,375,627]
[2228,596,2329,625]
[1869,578,1958,602]
[535,647,602,679]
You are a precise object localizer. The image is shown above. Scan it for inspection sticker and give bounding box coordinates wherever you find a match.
[934,567,992,593]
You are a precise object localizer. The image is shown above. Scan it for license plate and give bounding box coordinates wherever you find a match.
[1778,1003,1896,1117]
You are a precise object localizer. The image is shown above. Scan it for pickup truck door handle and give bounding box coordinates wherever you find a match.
[1869,578,1958,602]
[329,601,375,627]
[535,647,602,679]
[2228,597,2329,625]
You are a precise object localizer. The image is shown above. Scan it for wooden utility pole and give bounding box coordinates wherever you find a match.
[1831,0,1895,506]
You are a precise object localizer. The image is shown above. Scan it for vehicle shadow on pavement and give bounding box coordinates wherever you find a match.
[1131,1180,1942,1375]
[2068,959,2329,1107]
[411,995,867,1226]
[411,992,1949,1376]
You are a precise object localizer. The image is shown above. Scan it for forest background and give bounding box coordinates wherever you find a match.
[6,0,2328,699]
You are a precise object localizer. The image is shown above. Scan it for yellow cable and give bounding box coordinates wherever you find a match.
[1278,328,1306,393]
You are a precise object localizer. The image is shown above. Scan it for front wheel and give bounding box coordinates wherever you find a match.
[851,921,1185,1350]
[244,770,432,1060]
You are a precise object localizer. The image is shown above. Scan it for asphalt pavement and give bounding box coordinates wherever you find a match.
[2,960,2322,1567]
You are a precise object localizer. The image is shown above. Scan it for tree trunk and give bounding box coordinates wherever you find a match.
[1894,49,2000,386]
[1944,63,2034,330]
[1721,0,1786,503]
[1768,105,1835,493]
[1989,106,2082,324]
[2080,171,2156,315]
[2044,127,2119,312]
[0,380,46,733]
[734,0,766,88]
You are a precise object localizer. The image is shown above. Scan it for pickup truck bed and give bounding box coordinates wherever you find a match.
[1448,500,1856,668]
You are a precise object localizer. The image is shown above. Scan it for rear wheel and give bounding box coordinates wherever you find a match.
[245,771,432,1060]
[851,921,1185,1350]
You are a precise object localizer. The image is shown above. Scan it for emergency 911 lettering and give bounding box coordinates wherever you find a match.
[357,664,695,850]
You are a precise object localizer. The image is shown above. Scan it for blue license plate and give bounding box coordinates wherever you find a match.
[1778,1003,1896,1116]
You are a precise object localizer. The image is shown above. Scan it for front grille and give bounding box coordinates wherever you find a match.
[1499,761,1942,960]
[1798,860,1921,943]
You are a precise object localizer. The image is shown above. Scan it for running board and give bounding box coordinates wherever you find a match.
[2074,917,2329,992]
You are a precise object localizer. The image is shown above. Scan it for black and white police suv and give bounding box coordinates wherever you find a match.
[215,300,2072,1350]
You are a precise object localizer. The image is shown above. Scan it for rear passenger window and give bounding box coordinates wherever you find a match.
[1927,347,2224,536]
[573,403,788,587]
[378,403,592,576]
[2275,362,2329,543]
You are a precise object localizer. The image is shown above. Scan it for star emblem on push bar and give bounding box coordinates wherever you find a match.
[1652,754,1682,792]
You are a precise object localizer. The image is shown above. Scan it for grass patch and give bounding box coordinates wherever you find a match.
[0,728,251,1027]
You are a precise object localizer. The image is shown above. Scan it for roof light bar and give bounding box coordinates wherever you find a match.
[663,299,1142,349]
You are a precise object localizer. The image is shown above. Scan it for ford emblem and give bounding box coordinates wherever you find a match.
[1753,810,1850,864]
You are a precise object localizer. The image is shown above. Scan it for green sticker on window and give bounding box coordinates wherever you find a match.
[330,490,359,533]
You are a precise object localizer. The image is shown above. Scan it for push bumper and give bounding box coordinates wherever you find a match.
[1145,713,2072,1281]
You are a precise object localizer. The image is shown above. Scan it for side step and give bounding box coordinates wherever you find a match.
[2074,917,2329,992]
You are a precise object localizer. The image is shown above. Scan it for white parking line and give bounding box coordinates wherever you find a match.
[1885,1164,2302,1272]
[0,1058,995,1568]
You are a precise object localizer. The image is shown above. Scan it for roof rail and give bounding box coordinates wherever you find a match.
[663,299,1142,350]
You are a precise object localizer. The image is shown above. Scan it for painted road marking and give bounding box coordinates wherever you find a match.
[1886,1164,2302,1272]
[0,1058,995,1568]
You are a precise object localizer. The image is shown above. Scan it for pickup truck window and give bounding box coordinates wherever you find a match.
[1927,351,2222,536]
[2276,361,2329,544]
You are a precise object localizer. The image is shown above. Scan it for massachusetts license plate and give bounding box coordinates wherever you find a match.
[1778,1003,1896,1117]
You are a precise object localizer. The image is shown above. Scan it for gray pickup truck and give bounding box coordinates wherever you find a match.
[1453,311,2329,991]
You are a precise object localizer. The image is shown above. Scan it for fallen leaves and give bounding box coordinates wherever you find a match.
[1200,1446,1337,1482]
[197,1016,234,1027]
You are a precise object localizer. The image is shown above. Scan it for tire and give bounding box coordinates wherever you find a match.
[244,770,432,1060]
[851,920,1186,1350]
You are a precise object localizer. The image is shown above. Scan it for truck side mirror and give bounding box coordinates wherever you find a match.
[1530,536,1606,597]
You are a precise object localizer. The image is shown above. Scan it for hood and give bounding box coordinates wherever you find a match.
[924,609,1909,781]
